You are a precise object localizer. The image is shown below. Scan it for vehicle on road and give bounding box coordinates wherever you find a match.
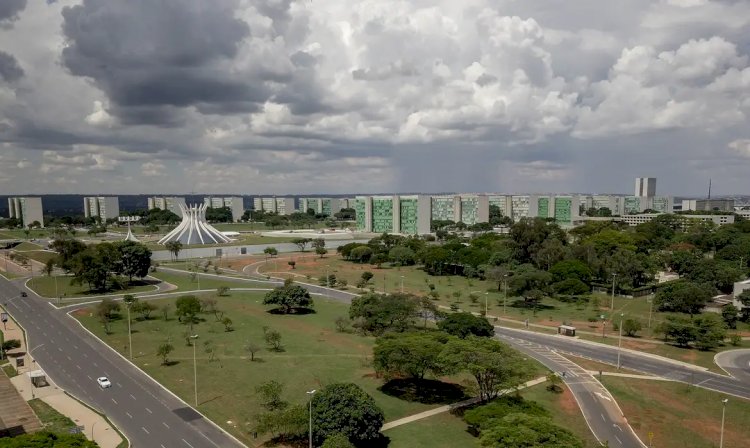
[20,291,27,297]
[97,377,112,389]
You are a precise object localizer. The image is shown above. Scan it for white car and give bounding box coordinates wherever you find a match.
[97,377,112,389]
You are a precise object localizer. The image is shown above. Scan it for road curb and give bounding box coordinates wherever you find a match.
[713,348,750,379]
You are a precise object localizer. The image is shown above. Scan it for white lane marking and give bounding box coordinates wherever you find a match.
[76,365,81,370]
[111,398,118,404]
[93,362,98,367]
[87,376,92,381]
[145,407,152,414]
[163,422,170,429]
[161,445,166,448]
[42,332,47,337]
[82,353,88,358]
[613,424,623,432]
[601,413,606,421]
[182,439,195,448]
[595,392,612,402]
[142,427,150,434]
[126,412,132,419]
[130,394,136,400]
[615,435,623,445]
[57,347,62,352]
[73,345,78,349]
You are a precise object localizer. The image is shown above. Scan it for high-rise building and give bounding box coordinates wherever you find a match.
[203,197,244,222]
[634,177,657,197]
[252,197,295,216]
[681,199,735,212]
[7,197,44,228]
[147,196,186,217]
[299,198,347,216]
[430,194,489,225]
[83,197,120,221]
[355,195,431,235]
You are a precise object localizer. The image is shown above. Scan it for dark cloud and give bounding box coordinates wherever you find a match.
[0,51,23,82]
[60,0,260,124]
[0,0,26,26]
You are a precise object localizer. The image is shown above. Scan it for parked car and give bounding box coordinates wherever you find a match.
[96,377,112,389]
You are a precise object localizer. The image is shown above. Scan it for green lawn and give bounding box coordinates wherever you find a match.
[12,242,44,251]
[386,412,478,448]
[27,275,159,298]
[0,229,49,240]
[601,376,750,448]
[520,384,600,448]
[19,251,58,264]
[149,269,257,292]
[28,399,77,434]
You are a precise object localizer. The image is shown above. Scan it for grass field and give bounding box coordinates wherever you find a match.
[18,250,58,264]
[74,290,550,446]
[27,275,159,298]
[386,412,478,447]
[601,376,750,448]
[0,229,49,240]
[28,399,77,434]
[12,242,44,251]
[521,383,600,448]
[149,269,259,292]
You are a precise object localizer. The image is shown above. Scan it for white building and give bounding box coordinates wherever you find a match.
[613,213,734,227]
[7,197,44,228]
[147,196,186,217]
[203,196,244,222]
[634,177,657,197]
[252,197,296,216]
[83,197,119,221]
[733,279,750,311]
[681,199,735,212]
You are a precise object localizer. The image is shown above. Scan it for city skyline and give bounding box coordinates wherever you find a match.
[1,1,749,196]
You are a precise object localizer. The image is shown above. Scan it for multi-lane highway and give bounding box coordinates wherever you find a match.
[496,326,750,400]
[0,275,244,448]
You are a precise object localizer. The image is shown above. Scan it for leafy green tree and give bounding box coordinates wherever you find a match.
[388,246,416,266]
[96,298,120,334]
[622,319,642,337]
[264,328,283,351]
[440,337,528,402]
[349,292,419,335]
[658,316,698,347]
[311,383,385,446]
[175,295,201,330]
[693,313,727,351]
[221,317,233,332]
[738,290,750,321]
[349,246,373,263]
[165,241,183,261]
[263,279,314,313]
[292,238,313,252]
[508,218,565,264]
[312,238,326,251]
[552,278,590,296]
[321,433,355,448]
[255,405,307,440]
[316,246,328,258]
[654,280,715,316]
[118,241,152,282]
[263,246,278,258]
[722,304,739,329]
[0,431,99,447]
[373,333,447,380]
[255,380,287,411]
[44,258,55,277]
[437,313,494,338]
[549,259,592,284]
[479,413,583,448]
[132,300,157,320]
[157,342,174,365]
[361,271,374,284]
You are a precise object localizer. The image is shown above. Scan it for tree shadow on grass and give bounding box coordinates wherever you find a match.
[162,360,180,367]
[379,378,469,404]
[267,307,317,315]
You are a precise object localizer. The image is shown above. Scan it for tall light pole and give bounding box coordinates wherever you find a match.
[306,389,316,448]
[190,334,199,406]
[617,313,624,369]
[325,265,330,288]
[484,292,489,316]
[400,276,404,293]
[126,301,133,360]
[503,274,508,316]
[720,398,728,448]
[610,273,617,310]
[647,296,653,329]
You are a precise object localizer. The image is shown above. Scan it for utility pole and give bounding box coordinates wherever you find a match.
[484,292,489,316]
[126,302,133,360]
[610,273,617,310]
[307,390,316,448]
[400,276,404,293]
[190,334,199,406]
[648,297,653,329]
[617,313,624,369]
[503,275,508,316]
[720,398,728,448]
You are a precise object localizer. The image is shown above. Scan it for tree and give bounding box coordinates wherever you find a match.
[165,241,183,261]
[321,433,355,448]
[217,286,230,297]
[350,246,373,263]
[722,304,739,329]
[440,337,528,402]
[44,258,55,277]
[118,241,152,282]
[0,431,99,447]
[658,316,698,347]
[263,279,314,313]
[263,246,278,259]
[255,405,307,440]
[622,319,642,337]
[373,333,447,380]
[349,292,419,335]
[737,290,750,321]
[221,317,233,332]
[316,246,328,258]
[546,372,563,392]
[96,298,120,334]
[361,271,374,284]
[312,238,326,252]
[256,380,287,411]
[175,295,201,331]
[287,260,296,269]
[161,304,171,321]
[479,413,583,448]
[654,281,715,316]
[438,313,494,338]
[311,383,384,446]
[552,278,590,296]
[693,313,727,351]
[389,246,416,266]
[292,238,313,252]
[334,316,351,333]
[245,341,261,361]
[264,327,283,351]
[157,342,174,365]
[133,301,157,320]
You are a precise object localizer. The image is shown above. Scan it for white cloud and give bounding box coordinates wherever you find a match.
[85,100,115,127]
[141,161,165,176]
[729,139,750,158]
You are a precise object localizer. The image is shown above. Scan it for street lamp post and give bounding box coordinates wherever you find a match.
[326,265,330,288]
[610,273,617,310]
[617,313,624,369]
[503,275,508,316]
[126,302,133,360]
[190,334,199,406]
[484,292,489,316]
[720,398,728,448]
[306,390,316,448]
[400,276,404,293]
[647,297,653,329]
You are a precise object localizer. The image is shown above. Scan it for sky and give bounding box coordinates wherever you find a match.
[1,0,749,197]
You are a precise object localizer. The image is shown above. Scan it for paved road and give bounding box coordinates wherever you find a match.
[499,333,645,447]
[495,327,750,400]
[0,276,244,448]
[714,349,750,383]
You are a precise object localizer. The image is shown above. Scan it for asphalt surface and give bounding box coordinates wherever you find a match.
[0,275,244,448]
[714,349,750,383]
[495,327,750,400]
[499,333,645,447]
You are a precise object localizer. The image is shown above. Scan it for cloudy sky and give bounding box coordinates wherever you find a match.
[1,0,749,196]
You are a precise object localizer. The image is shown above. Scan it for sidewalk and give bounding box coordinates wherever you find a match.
[2,306,123,448]
[381,376,547,431]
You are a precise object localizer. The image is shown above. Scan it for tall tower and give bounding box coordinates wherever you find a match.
[634,177,656,197]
